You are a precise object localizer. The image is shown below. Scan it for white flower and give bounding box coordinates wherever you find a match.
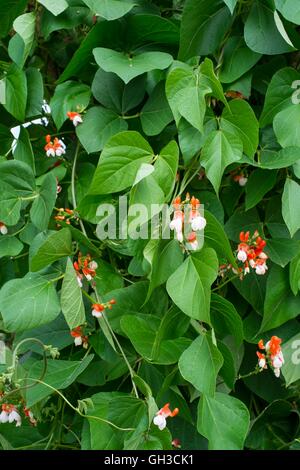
[244,266,250,275]
[188,240,198,251]
[73,115,83,126]
[76,275,83,288]
[274,368,281,378]
[74,336,83,346]
[170,217,183,233]
[259,252,268,260]
[0,410,9,424]
[84,273,92,281]
[92,308,103,319]
[191,215,206,231]
[0,224,8,235]
[88,261,98,270]
[272,351,284,369]
[42,100,52,114]
[8,409,21,426]
[238,177,248,187]
[237,250,247,262]
[153,414,166,431]
[255,263,268,275]
[249,259,256,268]
[258,357,266,368]
[46,148,56,157]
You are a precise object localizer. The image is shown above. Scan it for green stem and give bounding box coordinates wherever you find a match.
[212,274,240,291]
[71,141,87,236]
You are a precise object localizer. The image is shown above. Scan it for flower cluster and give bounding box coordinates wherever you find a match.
[231,169,248,186]
[44,134,66,157]
[153,403,179,431]
[73,253,98,287]
[54,207,77,226]
[67,111,83,127]
[92,299,116,319]
[70,326,88,348]
[257,336,284,378]
[0,404,36,427]
[169,195,206,251]
[236,231,268,276]
[0,222,8,235]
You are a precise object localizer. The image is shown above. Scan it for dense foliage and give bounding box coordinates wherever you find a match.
[0,0,300,451]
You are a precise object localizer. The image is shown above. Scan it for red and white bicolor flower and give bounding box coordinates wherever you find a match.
[170,197,184,242]
[73,253,98,287]
[257,336,284,378]
[44,134,66,157]
[187,231,198,251]
[0,404,21,426]
[70,326,88,348]
[67,111,83,127]
[0,222,8,235]
[236,231,268,277]
[233,174,248,186]
[153,403,179,431]
[23,407,37,426]
[91,303,104,319]
[92,299,116,318]
[189,196,206,231]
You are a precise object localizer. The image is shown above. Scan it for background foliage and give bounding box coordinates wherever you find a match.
[0,0,300,450]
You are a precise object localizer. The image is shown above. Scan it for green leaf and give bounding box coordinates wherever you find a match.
[282,334,300,386]
[13,126,35,173]
[140,81,173,136]
[30,228,73,272]
[223,0,238,14]
[0,159,35,194]
[8,12,35,68]
[58,21,121,83]
[166,248,218,323]
[50,81,91,129]
[93,48,173,84]
[204,210,237,266]
[179,334,223,395]
[0,273,61,332]
[26,356,94,407]
[0,124,13,155]
[245,169,277,210]
[233,272,267,315]
[211,294,244,346]
[30,173,57,231]
[250,147,300,170]
[76,106,127,154]
[261,265,300,332]
[2,64,27,121]
[26,67,44,118]
[0,181,22,226]
[0,0,27,38]
[146,239,184,300]
[219,36,261,83]
[244,0,295,55]
[82,0,135,20]
[38,0,68,16]
[88,131,153,195]
[201,130,243,194]
[264,238,300,267]
[61,258,86,329]
[260,67,300,127]
[154,140,179,199]
[120,314,190,364]
[273,104,300,148]
[282,179,300,237]
[220,99,259,158]
[166,65,211,133]
[275,0,300,25]
[179,0,232,59]
[290,252,300,295]
[197,393,250,450]
[126,14,179,47]
[92,68,145,114]
[0,236,23,258]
